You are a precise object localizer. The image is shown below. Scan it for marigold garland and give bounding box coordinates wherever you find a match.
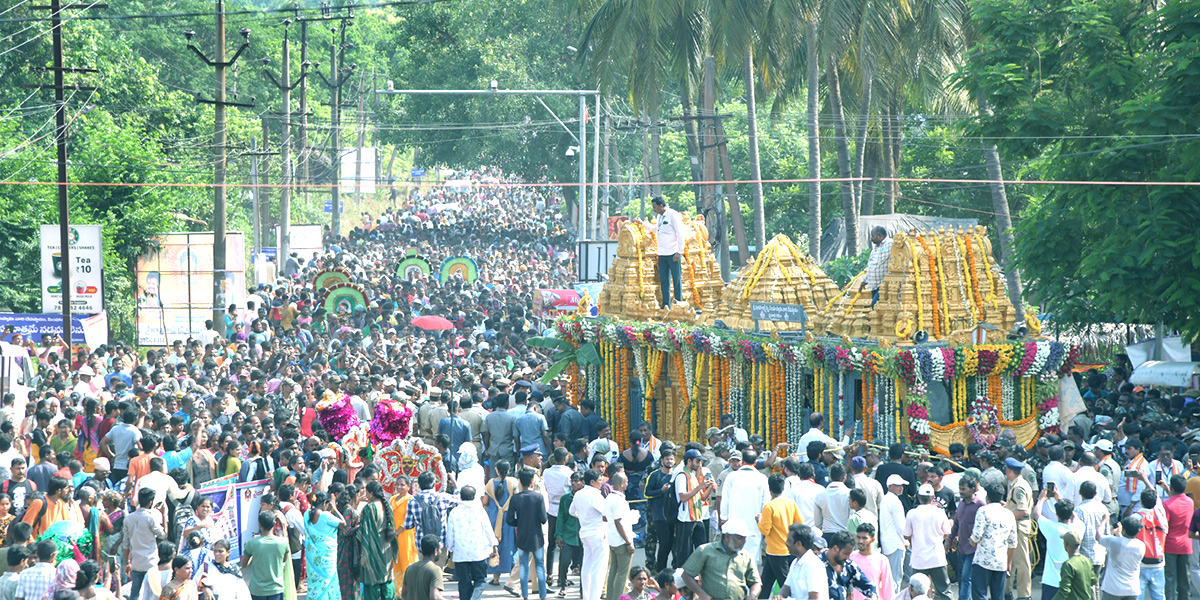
[953,235,978,328]
[917,235,941,338]
[974,232,1001,310]
[963,234,985,320]
[906,239,926,332]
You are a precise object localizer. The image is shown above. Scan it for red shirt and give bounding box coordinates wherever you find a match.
[1163,494,1194,555]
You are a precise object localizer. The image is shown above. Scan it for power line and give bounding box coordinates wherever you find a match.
[0,0,456,25]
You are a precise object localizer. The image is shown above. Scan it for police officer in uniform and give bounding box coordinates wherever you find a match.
[1004,457,1034,600]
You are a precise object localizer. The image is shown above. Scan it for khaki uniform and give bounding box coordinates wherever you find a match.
[1005,476,1034,599]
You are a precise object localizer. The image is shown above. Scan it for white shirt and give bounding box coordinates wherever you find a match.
[281,501,305,559]
[720,466,770,525]
[569,484,607,540]
[1148,458,1184,499]
[543,464,573,515]
[785,550,829,600]
[1042,461,1077,504]
[814,481,852,534]
[134,471,185,508]
[797,429,837,455]
[1072,466,1114,508]
[654,208,687,255]
[784,477,824,525]
[879,492,907,555]
[850,473,884,516]
[604,490,635,546]
[903,504,952,569]
[446,500,498,563]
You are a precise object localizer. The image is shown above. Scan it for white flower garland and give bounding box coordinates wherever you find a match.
[1001,376,1014,420]
[929,349,946,382]
[730,360,745,427]
[1038,406,1059,430]
[785,362,804,447]
[833,371,843,439]
[682,344,696,398]
[975,375,986,398]
[632,345,646,388]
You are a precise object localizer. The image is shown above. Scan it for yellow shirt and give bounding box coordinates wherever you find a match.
[757,496,803,556]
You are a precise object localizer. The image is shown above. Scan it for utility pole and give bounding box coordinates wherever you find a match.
[259,116,271,248]
[262,17,308,262]
[315,15,355,238]
[250,137,260,259]
[185,1,253,337]
[298,19,311,208]
[352,68,368,208]
[27,0,104,337]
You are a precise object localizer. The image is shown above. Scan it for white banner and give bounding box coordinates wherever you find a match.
[40,225,103,314]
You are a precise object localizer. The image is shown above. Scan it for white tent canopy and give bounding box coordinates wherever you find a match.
[1129,361,1199,388]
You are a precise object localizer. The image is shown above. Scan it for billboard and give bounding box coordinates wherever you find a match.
[135,232,246,346]
[0,312,108,347]
[40,224,103,314]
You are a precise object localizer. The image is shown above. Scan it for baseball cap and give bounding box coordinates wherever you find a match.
[918,483,935,496]
[1094,439,1114,454]
[729,450,744,461]
[91,457,110,471]
[712,442,730,454]
[706,427,722,438]
[886,474,907,487]
[683,449,704,462]
[1061,530,1082,546]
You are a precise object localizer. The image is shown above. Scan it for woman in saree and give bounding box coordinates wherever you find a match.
[356,481,398,600]
[334,483,361,600]
[159,557,198,600]
[389,476,418,590]
[73,398,103,470]
[304,491,344,600]
[484,460,518,586]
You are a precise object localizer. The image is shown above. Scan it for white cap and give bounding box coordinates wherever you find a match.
[721,518,753,537]
[77,365,95,377]
[1095,439,1114,453]
[918,483,936,496]
[887,474,908,487]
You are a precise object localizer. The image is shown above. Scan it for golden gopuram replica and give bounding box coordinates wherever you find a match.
[704,234,841,332]
[596,217,725,323]
[820,225,1017,344]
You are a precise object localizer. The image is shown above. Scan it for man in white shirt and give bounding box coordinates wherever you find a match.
[569,469,609,600]
[784,460,825,525]
[650,196,685,308]
[603,473,636,600]
[859,226,893,307]
[879,475,909,590]
[1042,446,1078,506]
[445,485,498,600]
[1072,454,1115,512]
[781,523,829,600]
[1147,443,1184,501]
[904,484,953,600]
[797,413,837,457]
[814,463,853,541]
[849,455,885,517]
[720,449,770,567]
[543,448,574,578]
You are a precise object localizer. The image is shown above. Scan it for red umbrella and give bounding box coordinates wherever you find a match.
[412,315,454,331]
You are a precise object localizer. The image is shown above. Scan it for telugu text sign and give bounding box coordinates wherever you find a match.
[749,301,808,323]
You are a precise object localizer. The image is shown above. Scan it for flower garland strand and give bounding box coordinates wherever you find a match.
[917,235,941,338]
[906,239,926,332]
[953,236,977,328]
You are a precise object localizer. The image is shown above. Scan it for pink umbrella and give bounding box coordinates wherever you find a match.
[411,315,454,331]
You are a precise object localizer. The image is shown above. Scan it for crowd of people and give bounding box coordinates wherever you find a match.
[0,167,1194,600]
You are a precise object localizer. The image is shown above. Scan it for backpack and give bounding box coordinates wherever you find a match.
[662,472,682,525]
[414,493,442,539]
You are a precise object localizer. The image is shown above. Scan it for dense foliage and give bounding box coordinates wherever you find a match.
[1,0,1197,341]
